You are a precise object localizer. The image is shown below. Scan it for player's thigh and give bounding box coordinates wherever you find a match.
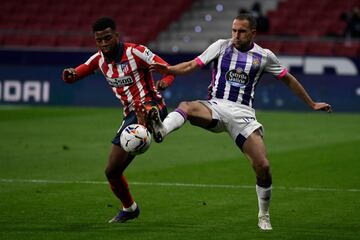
[107,112,137,176]
[178,101,213,127]
[242,129,269,170]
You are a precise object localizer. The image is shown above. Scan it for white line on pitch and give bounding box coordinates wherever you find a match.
[0,178,359,192]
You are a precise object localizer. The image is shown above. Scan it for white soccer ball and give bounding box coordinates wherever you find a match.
[120,124,151,155]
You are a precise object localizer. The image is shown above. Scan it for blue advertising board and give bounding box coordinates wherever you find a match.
[0,50,359,112]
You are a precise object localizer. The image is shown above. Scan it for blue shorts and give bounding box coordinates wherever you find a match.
[112,106,168,146]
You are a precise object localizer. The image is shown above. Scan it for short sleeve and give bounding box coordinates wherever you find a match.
[132,45,156,66]
[195,39,226,67]
[264,49,288,79]
[84,52,101,72]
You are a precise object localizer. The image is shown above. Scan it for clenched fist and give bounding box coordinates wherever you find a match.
[62,68,77,83]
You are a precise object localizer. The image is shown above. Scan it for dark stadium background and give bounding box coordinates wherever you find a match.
[1,1,360,240]
[0,0,359,111]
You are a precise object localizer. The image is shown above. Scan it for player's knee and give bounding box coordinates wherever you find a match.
[105,167,115,179]
[179,101,201,116]
[105,164,124,179]
[178,101,191,112]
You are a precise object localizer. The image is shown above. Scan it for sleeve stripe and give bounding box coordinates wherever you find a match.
[277,68,288,80]
[132,46,154,64]
[195,57,205,68]
[85,52,100,65]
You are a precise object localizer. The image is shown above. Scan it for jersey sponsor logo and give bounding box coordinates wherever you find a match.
[143,49,154,63]
[106,76,134,87]
[225,68,249,87]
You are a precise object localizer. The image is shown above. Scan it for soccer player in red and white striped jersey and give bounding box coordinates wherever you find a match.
[62,17,174,223]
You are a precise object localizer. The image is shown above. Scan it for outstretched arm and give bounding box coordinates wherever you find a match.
[62,68,78,83]
[151,55,175,91]
[280,73,332,112]
[150,59,201,76]
[62,64,94,84]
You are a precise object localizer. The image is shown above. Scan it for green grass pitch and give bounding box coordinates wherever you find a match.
[0,107,359,239]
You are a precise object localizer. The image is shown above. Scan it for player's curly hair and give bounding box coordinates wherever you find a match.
[235,13,257,29]
[92,17,116,32]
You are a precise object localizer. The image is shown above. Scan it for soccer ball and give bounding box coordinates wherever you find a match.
[120,124,151,155]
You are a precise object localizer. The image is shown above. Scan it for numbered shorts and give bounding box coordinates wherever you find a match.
[199,98,263,151]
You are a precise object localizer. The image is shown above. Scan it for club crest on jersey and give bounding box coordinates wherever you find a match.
[106,76,134,87]
[120,61,130,74]
[252,58,260,70]
[225,68,249,88]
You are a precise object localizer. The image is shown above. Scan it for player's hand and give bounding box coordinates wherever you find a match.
[156,79,169,91]
[150,63,170,75]
[312,102,332,113]
[62,68,77,83]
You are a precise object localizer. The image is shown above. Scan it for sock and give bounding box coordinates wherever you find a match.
[256,184,272,217]
[163,108,187,135]
[123,202,137,212]
[108,175,134,209]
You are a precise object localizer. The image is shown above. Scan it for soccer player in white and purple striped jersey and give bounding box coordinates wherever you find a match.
[150,14,332,230]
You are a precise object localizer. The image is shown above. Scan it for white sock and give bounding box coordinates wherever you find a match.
[122,201,137,212]
[163,111,186,135]
[256,185,272,216]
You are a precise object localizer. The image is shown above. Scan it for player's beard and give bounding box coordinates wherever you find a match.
[233,39,252,52]
[232,39,241,48]
[102,44,118,59]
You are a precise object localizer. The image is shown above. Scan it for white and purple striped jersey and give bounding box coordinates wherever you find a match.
[195,39,288,108]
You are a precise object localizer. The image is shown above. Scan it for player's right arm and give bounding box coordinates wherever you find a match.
[62,68,77,83]
[150,59,200,75]
[62,53,100,84]
[150,39,224,76]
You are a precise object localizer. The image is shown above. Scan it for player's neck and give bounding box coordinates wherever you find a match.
[104,51,117,61]
[236,42,254,52]
[104,44,120,61]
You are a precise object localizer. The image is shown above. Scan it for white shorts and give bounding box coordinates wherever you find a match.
[199,99,263,147]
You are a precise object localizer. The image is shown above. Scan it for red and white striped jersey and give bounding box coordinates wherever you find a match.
[75,43,174,116]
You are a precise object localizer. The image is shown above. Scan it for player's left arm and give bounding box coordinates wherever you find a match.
[280,73,332,112]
